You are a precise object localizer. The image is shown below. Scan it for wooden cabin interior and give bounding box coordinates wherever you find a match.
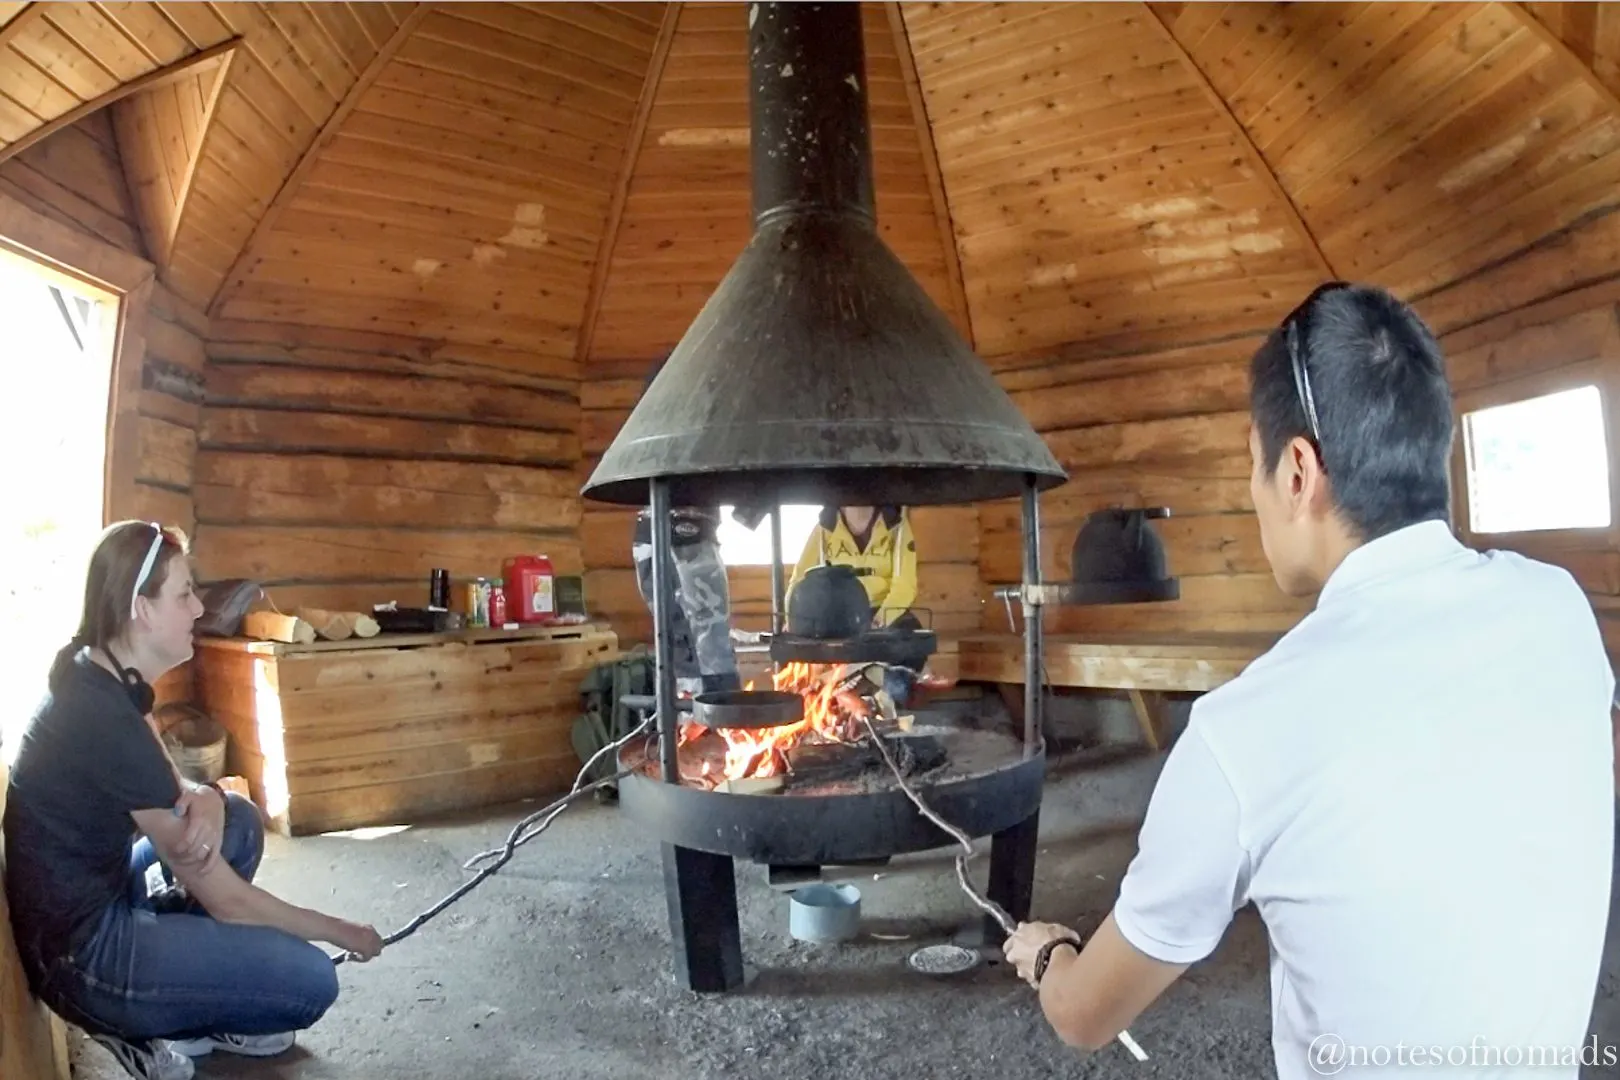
[4,2,1620,1076]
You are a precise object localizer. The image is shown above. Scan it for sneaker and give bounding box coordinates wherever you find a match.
[88,1034,194,1080]
[169,1031,297,1058]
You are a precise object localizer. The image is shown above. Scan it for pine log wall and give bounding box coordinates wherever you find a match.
[980,337,1298,636]
[578,2,981,647]
[1416,205,1620,659]
[976,204,1620,656]
[194,323,582,615]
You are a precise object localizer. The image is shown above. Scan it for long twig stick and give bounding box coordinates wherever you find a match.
[857,715,1148,1062]
[857,714,1014,931]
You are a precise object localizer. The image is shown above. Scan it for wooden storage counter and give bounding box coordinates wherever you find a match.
[192,623,618,836]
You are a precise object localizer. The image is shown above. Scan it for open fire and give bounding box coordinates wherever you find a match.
[676,662,952,784]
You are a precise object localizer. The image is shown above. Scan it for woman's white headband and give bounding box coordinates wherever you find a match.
[131,522,163,619]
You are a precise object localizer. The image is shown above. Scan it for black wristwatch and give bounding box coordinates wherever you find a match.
[1032,935,1083,984]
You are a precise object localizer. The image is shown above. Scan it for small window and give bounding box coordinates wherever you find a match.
[1462,384,1611,534]
[716,504,822,566]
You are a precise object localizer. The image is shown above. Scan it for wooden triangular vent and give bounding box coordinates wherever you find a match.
[111,46,236,272]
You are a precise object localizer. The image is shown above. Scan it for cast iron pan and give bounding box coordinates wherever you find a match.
[690,689,804,730]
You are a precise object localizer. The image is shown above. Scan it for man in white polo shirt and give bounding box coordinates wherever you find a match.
[1004,282,1616,1077]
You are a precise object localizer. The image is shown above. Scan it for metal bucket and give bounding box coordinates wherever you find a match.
[157,703,228,784]
[788,883,861,943]
[170,739,227,784]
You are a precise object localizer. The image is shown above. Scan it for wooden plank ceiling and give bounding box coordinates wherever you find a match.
[213,2,660,369]
[3,1,1620,367]
[586,0,966,362]
[0,1,418,308]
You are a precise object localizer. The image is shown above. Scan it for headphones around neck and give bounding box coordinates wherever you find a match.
[100,644,155,715]
[121,666,155,715]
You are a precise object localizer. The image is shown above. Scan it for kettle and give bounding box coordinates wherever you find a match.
[787,564,872,639]
[1068,507,1180,604]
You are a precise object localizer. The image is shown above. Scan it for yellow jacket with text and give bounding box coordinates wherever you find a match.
[789,507,918,627]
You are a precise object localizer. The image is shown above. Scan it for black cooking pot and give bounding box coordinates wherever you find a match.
[787,564,872,639]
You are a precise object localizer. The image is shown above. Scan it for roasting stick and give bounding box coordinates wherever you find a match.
[857,714,1149,1063]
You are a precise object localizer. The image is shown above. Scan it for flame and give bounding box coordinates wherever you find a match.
[711,662,869,782]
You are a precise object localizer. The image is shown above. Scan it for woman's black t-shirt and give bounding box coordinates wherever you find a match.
[2,650,181,972]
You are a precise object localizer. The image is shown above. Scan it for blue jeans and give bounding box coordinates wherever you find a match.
[36,793,339,1041]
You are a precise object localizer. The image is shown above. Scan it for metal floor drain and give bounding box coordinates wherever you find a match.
[906,944,980,976]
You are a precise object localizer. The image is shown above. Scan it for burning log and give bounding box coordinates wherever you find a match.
[688,661,923,786]
[721,775,784,795]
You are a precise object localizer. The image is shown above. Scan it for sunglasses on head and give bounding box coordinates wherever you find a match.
[1284,281,1354,452]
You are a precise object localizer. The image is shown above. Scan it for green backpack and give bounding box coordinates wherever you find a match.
[572,644,655,785]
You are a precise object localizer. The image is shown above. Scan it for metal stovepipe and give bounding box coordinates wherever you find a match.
[649,477,679,783]
[1021,475,1043,756]
[769,505,785,637]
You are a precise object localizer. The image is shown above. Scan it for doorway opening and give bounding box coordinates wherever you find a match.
[0,246,117,764]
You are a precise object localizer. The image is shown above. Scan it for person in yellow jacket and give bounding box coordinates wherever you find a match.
[789,505,919,629]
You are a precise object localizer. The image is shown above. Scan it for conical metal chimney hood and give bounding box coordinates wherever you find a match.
[582,2,1067,508]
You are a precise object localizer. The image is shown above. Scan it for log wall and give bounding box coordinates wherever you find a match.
[1418,206,1620,657]
[195,321,583,613]
[981,336,1301,636]
[978,203,1620,651]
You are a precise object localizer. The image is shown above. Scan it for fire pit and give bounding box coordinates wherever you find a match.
[582,2,1069,993]
[619,720,1043,866]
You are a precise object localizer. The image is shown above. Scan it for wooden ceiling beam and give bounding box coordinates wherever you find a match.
[1505,2,1620,115]
[886,1,975,346]
[0,2,42,47]
[206,3,432,320]
[0,38,240,168]
[1140,3,1339,281]
[575,2,682,369]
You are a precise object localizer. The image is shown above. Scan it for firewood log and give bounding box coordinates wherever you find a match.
[292,608,384,641]
[295,607,354,641]
[241,611,315,645]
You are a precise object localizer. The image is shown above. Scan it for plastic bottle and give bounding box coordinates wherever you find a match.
[491,581,508,627]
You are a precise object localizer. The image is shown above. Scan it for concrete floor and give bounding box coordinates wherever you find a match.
[70,743,1620,1080]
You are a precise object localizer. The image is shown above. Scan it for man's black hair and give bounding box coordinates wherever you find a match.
[1249,281,1455,541]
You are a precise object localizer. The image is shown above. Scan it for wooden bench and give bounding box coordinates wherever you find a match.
[950,631,1278,750]
[0,762,70,1080]
[191,622,618,836]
